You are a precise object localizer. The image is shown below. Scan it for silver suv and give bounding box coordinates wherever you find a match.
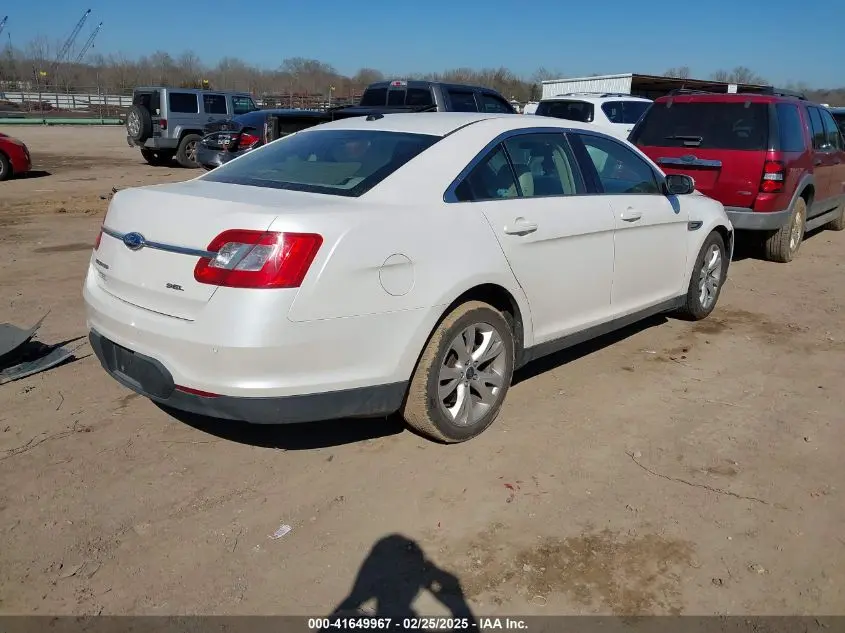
[126,87,258,168]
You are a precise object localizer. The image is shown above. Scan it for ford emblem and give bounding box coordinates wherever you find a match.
[122,232,145,251]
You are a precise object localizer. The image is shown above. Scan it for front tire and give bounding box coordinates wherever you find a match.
[175,134,202,168]
[402,301,515,443]
[764,197,806,262]
[825,204,845,231]
[678,232,727,321]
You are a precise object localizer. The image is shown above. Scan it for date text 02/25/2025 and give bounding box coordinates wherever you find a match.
[309,617,529,630]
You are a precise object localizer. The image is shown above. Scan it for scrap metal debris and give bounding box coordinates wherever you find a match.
[99,186,120,200]
[0,313,87,385]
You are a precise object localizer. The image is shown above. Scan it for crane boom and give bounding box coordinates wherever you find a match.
[0,16,8,39]
[54,9,91,66]
[75,22,102,63]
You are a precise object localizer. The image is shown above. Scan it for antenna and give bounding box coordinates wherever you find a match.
[75,22,102,63]
[54,9,91,67]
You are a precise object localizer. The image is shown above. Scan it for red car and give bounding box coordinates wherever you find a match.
[630,91,845,262]
[0,132,32,181]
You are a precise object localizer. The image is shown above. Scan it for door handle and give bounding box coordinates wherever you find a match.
[503,218,538,235]
[620,208,642,222]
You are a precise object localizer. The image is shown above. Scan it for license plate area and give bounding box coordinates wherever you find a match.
[95,334,175,399]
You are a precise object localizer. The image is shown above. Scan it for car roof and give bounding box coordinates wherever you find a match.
[541,94,652,103]
[366,80,503,95]
[308,112,602,137]
[653,92,804,104]
[829,106,845,113]
[134,86,252,96]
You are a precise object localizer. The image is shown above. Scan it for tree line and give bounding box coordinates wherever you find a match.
[0,39,842,106]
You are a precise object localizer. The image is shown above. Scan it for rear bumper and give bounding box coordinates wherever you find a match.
[88,329,406,424]
[196,144,240,170]
[725,206,791,230]
[127,135,179,150]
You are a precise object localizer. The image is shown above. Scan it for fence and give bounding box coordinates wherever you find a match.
[0,85,365,118]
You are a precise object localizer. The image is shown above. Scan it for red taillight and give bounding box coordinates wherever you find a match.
[159,118,167,130]
[94,220,104,250]
[760,160,785,194]
[238,132,260,150]
[194,230,323,289]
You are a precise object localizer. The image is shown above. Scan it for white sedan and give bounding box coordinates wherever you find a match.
[84,112,732,443]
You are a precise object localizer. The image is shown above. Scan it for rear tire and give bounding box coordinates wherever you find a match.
[402,301,514,443]
[140,149,175,166]
[763,197,806,263]
[175,134,202,168]
[677,231,727,321]
[825,204,845,231]
[0,152,10,181]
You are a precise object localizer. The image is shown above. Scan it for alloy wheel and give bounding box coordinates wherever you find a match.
[698,243,723,310]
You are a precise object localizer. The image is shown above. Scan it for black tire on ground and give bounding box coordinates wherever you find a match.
[140,149,175,167]
[0,151,10,182]
[126,105,153,143]
[175,134,202,168]
[401,301,515,443]
[824,204,845,231]
[764,197,806,263]
[677,231,727,321]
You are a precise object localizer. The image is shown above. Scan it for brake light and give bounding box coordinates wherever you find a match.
[194,230,323,289]
[159,118,167,130]
[94,220,105,250]
[238,132,260,150]
[760,160,785,194]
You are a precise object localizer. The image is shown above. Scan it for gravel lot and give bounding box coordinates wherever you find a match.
[1,126,843,616]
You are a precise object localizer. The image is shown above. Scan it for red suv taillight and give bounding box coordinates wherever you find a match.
[94,220,105,250]
[159,118,167,130]
[760,160,785,194]
[194,230,323,289]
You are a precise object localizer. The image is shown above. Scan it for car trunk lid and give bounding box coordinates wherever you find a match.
[92,181,325,320]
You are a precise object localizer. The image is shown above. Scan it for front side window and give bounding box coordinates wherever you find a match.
[454,145,518,202]
[203,129,439,197]
[480,93,514,114]
[503,133,582,197]
[233,96,256,115]
[535,100,594,123]
[168,92,198,114]
[203,94,228,115]
[577,134,660,195]
[448,90,478,112]
[601,100,651,124]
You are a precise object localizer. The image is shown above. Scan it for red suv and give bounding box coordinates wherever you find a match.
[630,92,845,262]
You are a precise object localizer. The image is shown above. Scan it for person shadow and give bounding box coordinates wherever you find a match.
[325,534,478,629]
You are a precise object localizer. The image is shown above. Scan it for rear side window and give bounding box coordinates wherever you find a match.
[535,100,594,123]
[819,109,843,150]
[203,129,439,197]
[448,90,478,112]
[169,92,199,114]
[407,88,434,107]
[601,101,651,124]
[480,93,513,113]
[631,101,769,150]
[832,112,845,137]
[454,145,517,201]
[775,104,806,152]
[203,94,227,115]
[807,107,826,149]
[359,88,387,106]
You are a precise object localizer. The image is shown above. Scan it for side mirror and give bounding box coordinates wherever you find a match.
[664,173,695,195]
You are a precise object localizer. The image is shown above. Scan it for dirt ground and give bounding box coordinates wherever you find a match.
[0,126,843,618]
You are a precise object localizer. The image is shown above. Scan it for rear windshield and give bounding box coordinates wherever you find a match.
[202,129,440,197]
[232,110,267,130]
[359,88,387,106]
[631,101,769,150]
[601,100,651,124]
[535,100,594,123]
[133,90,160,112]
[359,86,434,108]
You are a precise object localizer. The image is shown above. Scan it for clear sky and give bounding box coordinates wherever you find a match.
[4,0,843,87]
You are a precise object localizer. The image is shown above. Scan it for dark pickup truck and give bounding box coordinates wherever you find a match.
[196,80,516,170]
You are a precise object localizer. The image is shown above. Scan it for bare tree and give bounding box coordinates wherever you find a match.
[710,69,730,82]
[730,66,764,85]
[664,66,691,79]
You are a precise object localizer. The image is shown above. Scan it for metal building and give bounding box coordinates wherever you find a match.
[541,73,771,100]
